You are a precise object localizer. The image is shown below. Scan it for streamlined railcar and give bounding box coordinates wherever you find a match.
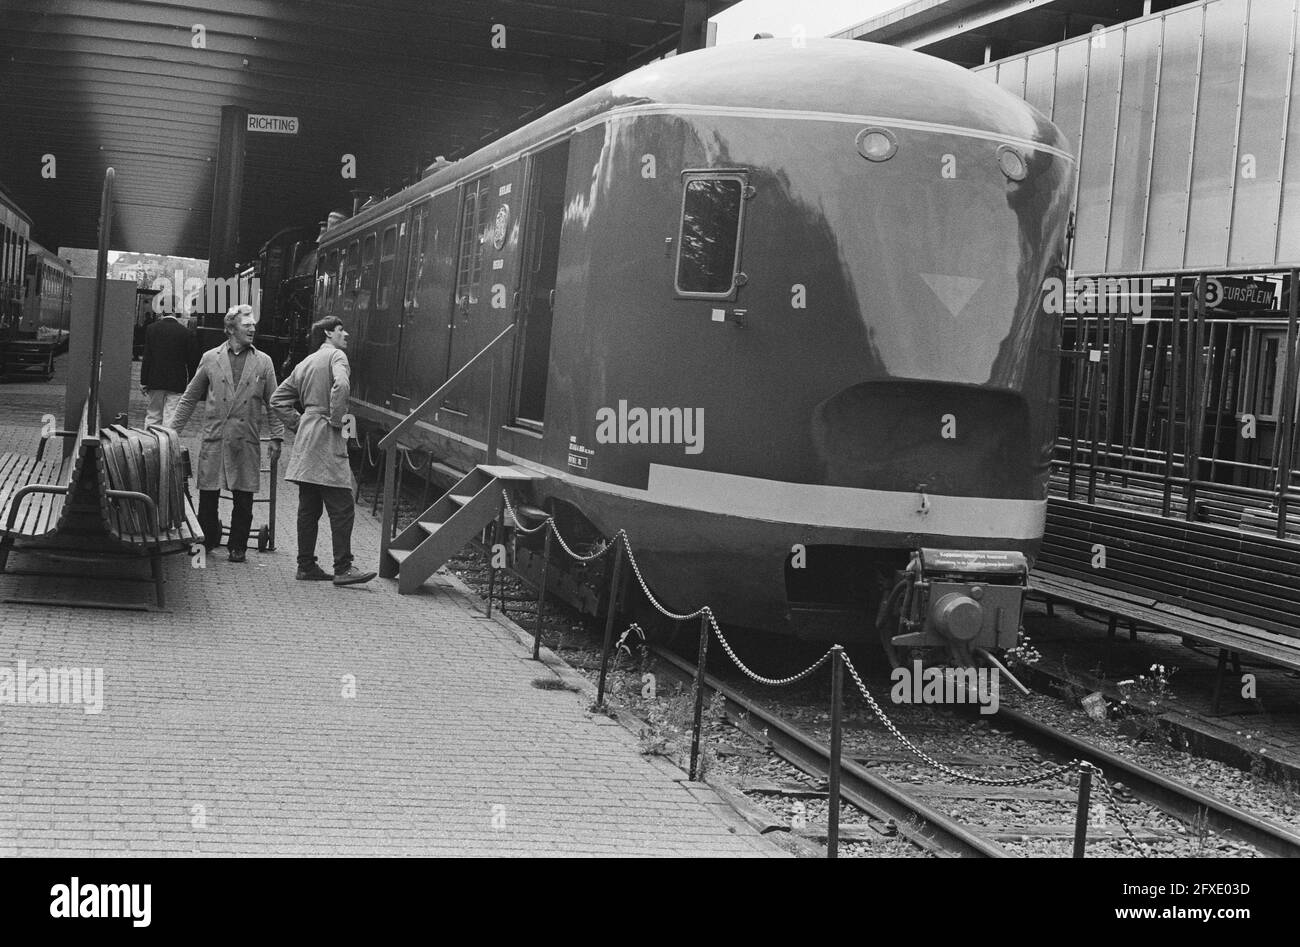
[318,39,1076,661]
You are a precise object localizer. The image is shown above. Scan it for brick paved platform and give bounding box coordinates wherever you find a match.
[0,358,779,856]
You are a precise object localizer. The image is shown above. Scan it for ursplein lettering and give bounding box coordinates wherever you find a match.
[0,660,103,714]
[594,401,704,455]
[50,878,151,928]
[889,660,999,715]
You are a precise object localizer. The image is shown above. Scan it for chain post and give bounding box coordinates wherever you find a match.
[689,611,711,781]
[596,537,625,708]
[1073,762,1094,858]
[827,645,845,859]
[532,525,552,660]
[486,496,503,620]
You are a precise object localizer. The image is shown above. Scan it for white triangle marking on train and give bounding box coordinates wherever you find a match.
[920,273,983,318]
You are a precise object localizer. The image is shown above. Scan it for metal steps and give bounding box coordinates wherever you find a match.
[381,463,543,594]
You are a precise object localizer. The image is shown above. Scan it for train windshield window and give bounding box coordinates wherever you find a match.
[676,174,746,297]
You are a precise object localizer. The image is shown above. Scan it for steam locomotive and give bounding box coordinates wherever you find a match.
[304,39,1076,661]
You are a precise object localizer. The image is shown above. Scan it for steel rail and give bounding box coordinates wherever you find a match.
[984,703,1300,858]
[648,645,1007,858]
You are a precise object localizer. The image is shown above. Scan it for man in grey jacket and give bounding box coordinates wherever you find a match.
[170,304,283,562]
[270,316,375,586]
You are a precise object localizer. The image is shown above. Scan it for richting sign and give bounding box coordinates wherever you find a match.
[246,114,299,134]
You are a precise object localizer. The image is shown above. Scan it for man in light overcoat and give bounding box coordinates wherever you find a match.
[270,315,376,586]
[170,304,284,562]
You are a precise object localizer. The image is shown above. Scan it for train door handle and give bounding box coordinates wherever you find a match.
[549,289,556,311]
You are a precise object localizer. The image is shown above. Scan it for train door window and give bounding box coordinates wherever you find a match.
[675,172,748,298]
[514,141,569,427]
[376,225,397,310]
[455,176,492,303]
[404,201,432,314]
[315,253,329,314]
[341,241,359,314]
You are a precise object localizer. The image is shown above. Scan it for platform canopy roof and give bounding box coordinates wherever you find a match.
[833,0,1187,66]
[0,0,732,264]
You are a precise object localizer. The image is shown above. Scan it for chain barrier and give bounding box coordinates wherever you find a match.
[499,490,549,535]
[707,613,835,687]
[550,524,616,564]
[1084,761,1147,855]
[837,651,1147,854]
[615,531,710,622]
[399,446,430,473]
[493,485,1146,855]
[839,650,1075,787]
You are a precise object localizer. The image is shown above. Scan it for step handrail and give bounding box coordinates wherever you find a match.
[378,321,515,569]
[379,322,515,450]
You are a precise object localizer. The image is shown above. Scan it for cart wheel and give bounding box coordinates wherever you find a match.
[257,526,270,552]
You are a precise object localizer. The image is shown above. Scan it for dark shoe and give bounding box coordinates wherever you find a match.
[296,564,332,581]
[333,565,377,586]
[227,549,247,563]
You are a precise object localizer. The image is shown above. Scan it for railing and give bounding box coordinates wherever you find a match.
[377,322,515,562]
[1055,268,1300,538]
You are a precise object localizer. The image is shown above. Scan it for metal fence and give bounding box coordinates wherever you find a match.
[1054,270,1300,538]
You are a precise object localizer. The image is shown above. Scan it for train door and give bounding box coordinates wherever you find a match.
[446,159,526,417]
[396,191,457,405]
[512,140,569,428]
[362,219,403,401]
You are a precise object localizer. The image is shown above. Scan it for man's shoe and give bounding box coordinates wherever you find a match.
[296,564,333,581]
[227,549,247,563]
[333,565,377,586]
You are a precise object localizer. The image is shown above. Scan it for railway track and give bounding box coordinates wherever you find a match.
[648,644,1007,857]
[368,477,1300,858]
[646,643,1300,858]
[981,704,1300,858]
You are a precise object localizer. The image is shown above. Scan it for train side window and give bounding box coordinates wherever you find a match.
[676,173,747,298]
[344,240,359,294]
[456,176,492,303]
[376,225,397,310]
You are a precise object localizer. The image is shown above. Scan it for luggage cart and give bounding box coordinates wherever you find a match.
[217,436,278,552]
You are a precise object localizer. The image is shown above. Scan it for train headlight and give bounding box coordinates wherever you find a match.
[856,127,898,162]
[997,145,1027,181]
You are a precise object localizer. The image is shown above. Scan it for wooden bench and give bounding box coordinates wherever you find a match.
[1033,496,1300,709]
[0,409,202,609]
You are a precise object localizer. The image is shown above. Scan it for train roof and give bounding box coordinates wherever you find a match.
[326,39,1071,242]
[0,177,33,225]
[26,241,67,264]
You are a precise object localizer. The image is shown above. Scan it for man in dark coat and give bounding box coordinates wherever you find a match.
[170,304,284,562]
[139,303,196,427]
[271,315,375,586]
